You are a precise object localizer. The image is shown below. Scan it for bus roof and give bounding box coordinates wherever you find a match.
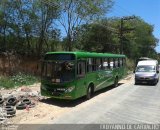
[45,51,126,58]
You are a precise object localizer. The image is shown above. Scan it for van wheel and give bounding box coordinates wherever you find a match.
[86,86,92,100]
[114,77,118,87]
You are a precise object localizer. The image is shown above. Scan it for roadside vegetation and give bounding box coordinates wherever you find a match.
[0,73,39,89]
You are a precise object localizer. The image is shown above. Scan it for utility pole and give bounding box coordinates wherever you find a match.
[119,16,136,54]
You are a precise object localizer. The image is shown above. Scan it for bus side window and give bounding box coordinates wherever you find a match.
[87,58,92,72]
[115,58,118,68]
[118,58,120,67]
[108,58,110,69]
[96,58,101,70]
[119,58,122,67]
[92,58,96,71]
[103,58,109,70]
[77,61,86,76]
[110,58,114,69]
[100,58,104,70]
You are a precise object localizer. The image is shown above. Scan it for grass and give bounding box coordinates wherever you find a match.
[0,72,39,89]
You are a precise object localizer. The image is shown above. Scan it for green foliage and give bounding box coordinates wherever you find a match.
[0,73,39,89]
[0,0,61,56]
[74,17,159,61]
[126,58,135,71]
[0,0,159,75]
[0,77,15,89]
[74,21,118,53]
[0,0,114,55]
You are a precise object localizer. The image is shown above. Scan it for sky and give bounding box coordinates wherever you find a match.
[107,0,160,53]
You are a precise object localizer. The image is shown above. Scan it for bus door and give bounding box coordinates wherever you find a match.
[76,60,87,97]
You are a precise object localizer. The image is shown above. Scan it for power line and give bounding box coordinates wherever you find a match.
[109,7,124,16]
[115,3,133,16]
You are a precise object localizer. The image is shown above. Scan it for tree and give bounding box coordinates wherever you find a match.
[0,0,60,56]
[43,0,114,51]
[74,17,159,60]
[32,0,60,56]
[74,22,117,52]
[74,18,120,53]
[0,0,12,52]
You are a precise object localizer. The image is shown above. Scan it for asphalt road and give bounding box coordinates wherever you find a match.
[51,76,160,124]
[18,76,160,130]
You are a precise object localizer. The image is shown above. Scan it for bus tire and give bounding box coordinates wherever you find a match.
[86,86,92,100]
[114,77,118,87]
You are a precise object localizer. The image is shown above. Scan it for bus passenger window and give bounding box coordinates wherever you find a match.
[102,58,109,70]
[87,58,92,72]
[92,58,96,71]
[115,58,118,68]
[96,58,101,70]
[118,58,120,67]
[119,58,122,67]
[110,58,114,69]
[77,61,86,76]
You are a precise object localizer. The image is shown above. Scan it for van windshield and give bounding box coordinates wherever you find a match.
[136,65,155,72]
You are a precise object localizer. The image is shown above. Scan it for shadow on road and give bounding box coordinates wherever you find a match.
[40,83,124,107]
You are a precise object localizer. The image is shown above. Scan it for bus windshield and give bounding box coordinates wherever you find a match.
[136,65,155,72]
[42,61,75,83]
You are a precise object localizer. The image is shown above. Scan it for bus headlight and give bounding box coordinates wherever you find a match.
[65,86,75,93]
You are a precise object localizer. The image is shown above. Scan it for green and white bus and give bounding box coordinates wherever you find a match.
[41,52,126,100]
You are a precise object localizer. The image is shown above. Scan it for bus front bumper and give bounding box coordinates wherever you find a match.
[40,84,76,100]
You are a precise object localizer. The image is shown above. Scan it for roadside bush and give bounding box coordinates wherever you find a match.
[0,72,39,89]
[126,58,135,72]
[0,77,15,89]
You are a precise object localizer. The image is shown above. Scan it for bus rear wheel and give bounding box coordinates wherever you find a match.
[86,86,92,100]
[114,77,118,87]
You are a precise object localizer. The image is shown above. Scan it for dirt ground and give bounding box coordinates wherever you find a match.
[0,75,132,124]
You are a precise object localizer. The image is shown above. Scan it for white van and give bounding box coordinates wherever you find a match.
[134,60,159,85]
